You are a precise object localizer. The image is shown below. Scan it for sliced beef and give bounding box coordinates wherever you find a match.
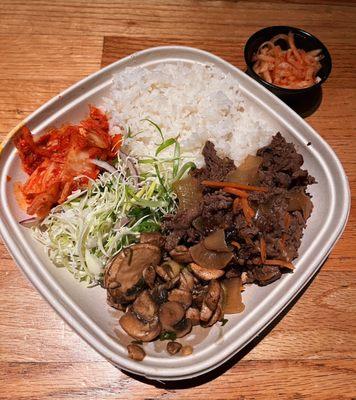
[163,133,315,287]
[257,132,315,189]
[191,141,236,182]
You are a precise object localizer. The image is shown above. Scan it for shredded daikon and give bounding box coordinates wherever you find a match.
[252,32,323,89]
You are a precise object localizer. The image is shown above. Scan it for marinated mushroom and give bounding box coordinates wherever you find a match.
[104,243,161,304]
[127,343,146,361]
[189,241,233,270]
[180,345,193,356]
[159,301,185,332]
[155,259,181,282]
[167,341,182,355]
[119,308,161,342]
[143,265,156,289]
[200,280,222,323]
[169,245,193,263]
[185,307,200,326]
[132,290,158,321]
[190,262,225,281]
[168,289,192,309]
[179,268,195,291]
[139,232,163,247]
[173,318,192,338]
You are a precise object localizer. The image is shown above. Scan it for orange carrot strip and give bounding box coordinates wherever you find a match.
[260,237,266,263]
[264,259,295,270]
[223,187,249,198]
[201,180,268,192]
[241,197,255,225]
[232,197,242,214]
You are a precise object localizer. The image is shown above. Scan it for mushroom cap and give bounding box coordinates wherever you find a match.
[168,289,192,310]
[127,343,146,361]
[119,309,161,342]
[139,232,163,248]
[159,301,185,332]
[189,262,225,281]
[173,318,192,338]
[169,245,193,264]
[185,307,200,326]
[132,290,158,321]
[104,243,161,303]
[200,280,222,322]
[179,268,195,291]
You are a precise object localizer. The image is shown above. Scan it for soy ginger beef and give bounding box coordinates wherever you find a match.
[163,134,315,286]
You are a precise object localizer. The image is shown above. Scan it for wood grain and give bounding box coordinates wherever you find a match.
[0,1,355,399]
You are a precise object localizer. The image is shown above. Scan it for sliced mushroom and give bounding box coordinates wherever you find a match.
[132,290,158,321]
[202,293,224,327]
[106,292,127,311]
[166,341,182,355]
[143,265,156,289]
[168,289,192,309]
[139,232,163,247]
[179,268,195,291]
[151,285,168,305]
[191,285,208,309]
[203,229,230,252]
[127,343,146,361]
[169,245,193,264]
[189,241,233,270]
[185,307,200,326]
[180,345,193,356]
[159,301,185,332]
[200,280,222,323]
[190,262,225,281]
[173,318,192,338]
[155,259,181,282]
[104,244,161,304]
[120,309,161,342]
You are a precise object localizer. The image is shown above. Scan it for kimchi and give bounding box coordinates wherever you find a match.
[14,106,122,218]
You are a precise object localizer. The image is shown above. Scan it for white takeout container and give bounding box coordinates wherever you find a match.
[0,46,350,380]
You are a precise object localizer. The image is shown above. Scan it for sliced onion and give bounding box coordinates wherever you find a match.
[189,242,233,270]
[222,277,245,314]
[203,229,230,253]
[90,159,117,174]
[19,217,39,228]
[226,155,262,185]
[172,177,202,211]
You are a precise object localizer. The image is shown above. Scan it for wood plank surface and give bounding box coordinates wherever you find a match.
[0,1,355,399]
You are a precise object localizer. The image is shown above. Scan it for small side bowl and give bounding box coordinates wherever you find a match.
[244,26,332,103]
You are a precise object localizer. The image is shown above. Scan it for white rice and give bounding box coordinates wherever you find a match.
[105,62,276,167]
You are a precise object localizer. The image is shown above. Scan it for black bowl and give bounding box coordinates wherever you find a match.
[244,26,332,116]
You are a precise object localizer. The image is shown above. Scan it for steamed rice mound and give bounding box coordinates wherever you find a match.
[105,62,276,167]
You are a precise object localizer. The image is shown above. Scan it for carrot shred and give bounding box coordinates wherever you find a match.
[232,197,242,214]
[201,180,268,192]
[241,197,255,225]
[223,187,249,198]
[264,259,295,270]
[231,241,241,249]
[260,237,266,263]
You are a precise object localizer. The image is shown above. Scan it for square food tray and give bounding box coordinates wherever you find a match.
[0,46,350,380]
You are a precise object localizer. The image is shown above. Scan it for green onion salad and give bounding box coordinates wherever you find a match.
[33,121,195,286]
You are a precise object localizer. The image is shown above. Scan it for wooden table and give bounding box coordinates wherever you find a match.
[0,1,355,399]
